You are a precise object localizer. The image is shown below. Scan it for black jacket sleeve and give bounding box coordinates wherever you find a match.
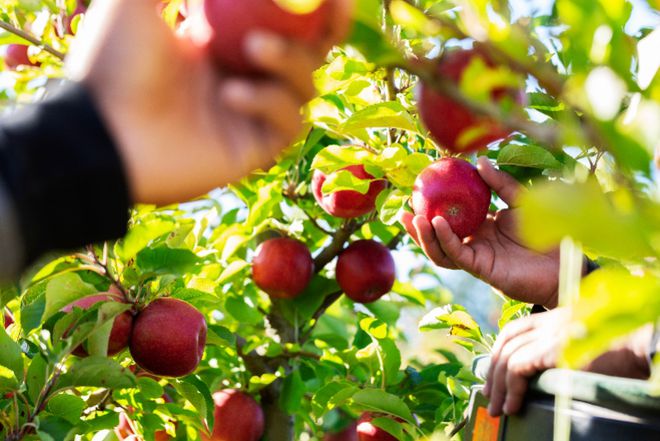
[0,81,131,270]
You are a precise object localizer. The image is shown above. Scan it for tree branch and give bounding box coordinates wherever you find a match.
[313,220,361,272]
[0,21,65,60]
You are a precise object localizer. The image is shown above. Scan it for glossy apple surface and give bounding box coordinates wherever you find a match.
[411,157,491,239]
[202,389,265,441]
[252,237,314,299]
[130,298,207,377]
[313,165,387,219]
[336,240,396,304]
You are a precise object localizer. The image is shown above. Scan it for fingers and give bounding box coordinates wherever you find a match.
[220,79,303,142]
[487,331,539,416]
[476,156,524,207]
[484,315,537,397]
[245,32,320,101]
[318,0,354,52]
[401,212,420,246]
[430,216,475,269]
[412,216,458,269]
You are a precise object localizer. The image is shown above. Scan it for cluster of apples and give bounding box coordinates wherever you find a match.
[62,290,207,378]
[252,162,396,304]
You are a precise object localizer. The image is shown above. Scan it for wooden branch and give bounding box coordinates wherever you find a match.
[0,21,65,60]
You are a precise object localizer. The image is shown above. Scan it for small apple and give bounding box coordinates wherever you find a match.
[356,413,398,441]
[130,298,207,377]
[418,48,524,153]
[3,311,13,329]
[61,292,133,357]
[336,240,396,304]
[411,158,491,239]
[4,45,39,70]
[203,0,330,73]
[202,389,264,441]
[252,237,314,299]
[313,165,387,219]
[324,421,358,441]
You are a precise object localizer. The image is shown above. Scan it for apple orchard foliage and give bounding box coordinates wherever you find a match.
[1,0,660,440]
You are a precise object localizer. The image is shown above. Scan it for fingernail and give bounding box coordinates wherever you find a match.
[222,81,253,102]
[245,31,285,59]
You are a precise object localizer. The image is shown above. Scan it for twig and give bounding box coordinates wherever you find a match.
[300,290,343,342]
[86,245,128,299]
[313,220,361,272]
[0,21,65,60]
[449,416,468,437]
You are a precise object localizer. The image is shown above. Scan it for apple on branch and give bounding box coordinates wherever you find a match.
[202,389,265,441]
[336,240,396,304]
[252,237,314,299]
[129,298,207,377]
[313,165,387,219]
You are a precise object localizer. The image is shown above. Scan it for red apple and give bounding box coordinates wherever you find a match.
[203,0,330,73]
[3,311,13,328]
[64,3,87,34]
[252,237,314,299]
[411,158,491,239]
[336,240,396,304]
[202,389,264,441]
[313,165,387,219]
[357,413,398,441]
[115,412,172,441]
[418,48,525,153]
[324,421,358,441]
[4,45,39,69]
[130,298,207,377]
[62,292,133,357]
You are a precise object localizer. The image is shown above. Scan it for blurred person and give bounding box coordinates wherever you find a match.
[0,0,352,280]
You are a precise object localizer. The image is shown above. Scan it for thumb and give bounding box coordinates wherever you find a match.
[476,156,524,207]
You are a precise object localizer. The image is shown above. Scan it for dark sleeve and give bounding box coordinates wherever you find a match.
[0,82,131,270]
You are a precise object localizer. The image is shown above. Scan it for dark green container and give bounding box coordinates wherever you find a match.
[464,356,660,441]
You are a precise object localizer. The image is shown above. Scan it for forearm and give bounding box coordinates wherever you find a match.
[0,82,131,278]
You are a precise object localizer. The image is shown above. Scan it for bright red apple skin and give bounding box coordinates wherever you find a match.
[418,48,524,153]
[130,298,207,377]
[324,422,359,441]
[252,237,314,299]
[203,0,330,73]
[5,45,38,70]
[356,413,398,441]
[62,292,133,357]
[336,240,396,304]
[202,389,265,441]
[313,165,387,219]
[411,158,491,239]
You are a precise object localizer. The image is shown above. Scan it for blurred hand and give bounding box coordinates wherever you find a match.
[67,0,352,205]
[484,308,652,416]
[402,156,560,308]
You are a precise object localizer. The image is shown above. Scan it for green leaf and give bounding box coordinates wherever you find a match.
[563,267,660,369]
[497,143,562,169]
[280,370,306,413]
[0,365,18,393]
[57,357,135,390]
[43,273,97,321]
[137,377,164,400]
[351,389,414,423]
[322,169,371,195]
[390,0,442,35]
[0,326,23,381]
[217,260,250,285]
[312,145,376,174]
[26,354,48,403]
[377,189,408,225]
[518,179,655,259]
[47,393,85,425]
[312,381,359,414]
[342,102,418,134]
[117,217,175,261]
[225,296,263,325]
[136,247,201,275]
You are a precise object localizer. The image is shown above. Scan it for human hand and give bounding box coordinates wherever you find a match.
[67,0,352,205]
[483,308,652,416]
[402,156,560,308]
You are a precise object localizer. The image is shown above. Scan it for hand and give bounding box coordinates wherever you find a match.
[67,0,352,205]
[402,156,560,308]
[484,308,652,416]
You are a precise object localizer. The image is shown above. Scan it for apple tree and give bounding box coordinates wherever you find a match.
[1,0,659,440]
